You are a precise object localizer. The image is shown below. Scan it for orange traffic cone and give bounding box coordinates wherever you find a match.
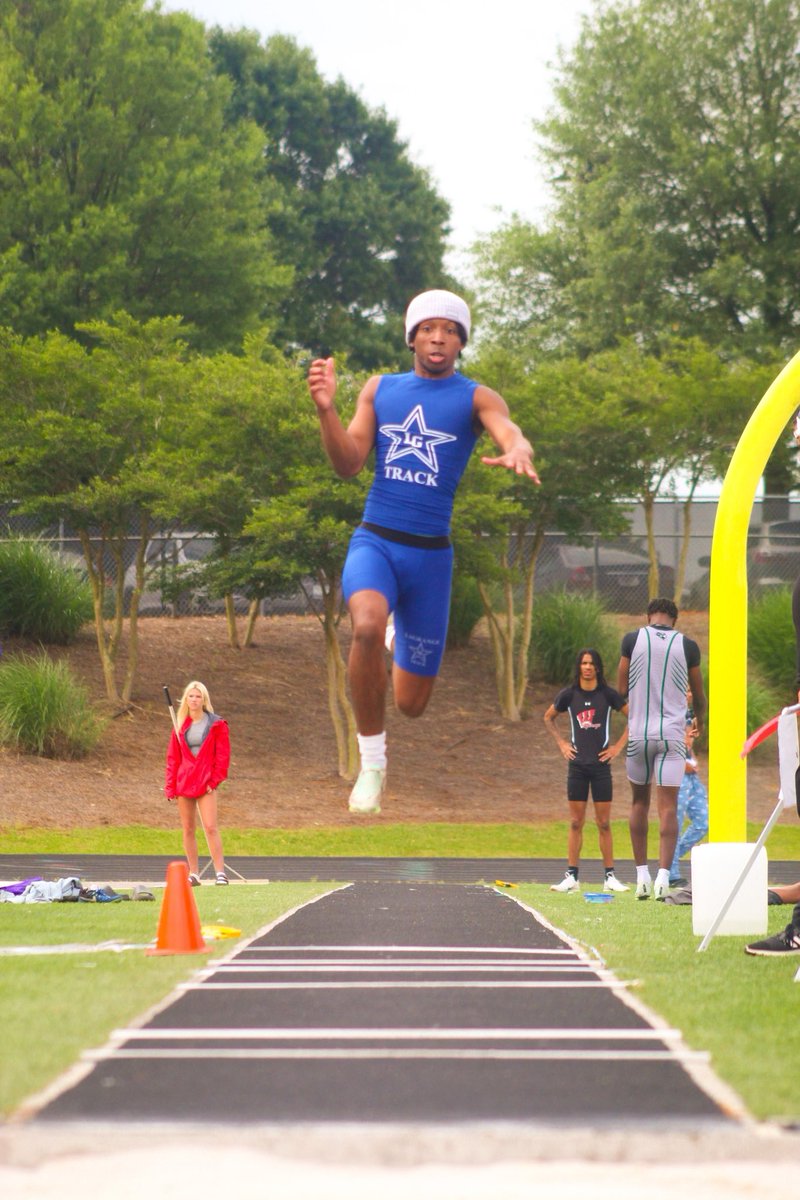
[146,861,208,956]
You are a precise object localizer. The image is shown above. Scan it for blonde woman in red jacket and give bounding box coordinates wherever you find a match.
[165,681,231,885]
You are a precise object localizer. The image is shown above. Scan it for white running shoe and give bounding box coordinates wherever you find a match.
[653,878,670,901]
[348,767,385,815]
[603,873,629,893]
[636,879,653,900]
[384,616,395,653]
[550,872,580,893]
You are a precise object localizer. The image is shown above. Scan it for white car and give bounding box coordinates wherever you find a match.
[123,535,248,616]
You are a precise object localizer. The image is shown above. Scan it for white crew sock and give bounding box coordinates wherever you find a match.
[655,867,671,890]
[636,865,652,885]
[357,731,387,772]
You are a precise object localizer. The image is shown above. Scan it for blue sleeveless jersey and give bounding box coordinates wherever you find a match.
[362,371,480,537]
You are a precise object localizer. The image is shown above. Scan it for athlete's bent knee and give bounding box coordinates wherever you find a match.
[396,692,431,719]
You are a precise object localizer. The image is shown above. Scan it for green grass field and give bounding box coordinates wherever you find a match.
[2,821,800,1123]
[4,819,800,859]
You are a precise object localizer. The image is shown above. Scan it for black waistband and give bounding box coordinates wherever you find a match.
[361,522,451,549]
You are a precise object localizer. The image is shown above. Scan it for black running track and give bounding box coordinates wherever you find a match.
[33,881,730,1126]
[3,852,799,885]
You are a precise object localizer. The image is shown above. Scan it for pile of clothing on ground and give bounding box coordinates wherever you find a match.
[0,877,154,903]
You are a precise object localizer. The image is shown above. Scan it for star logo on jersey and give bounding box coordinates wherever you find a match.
[380,405,457,474]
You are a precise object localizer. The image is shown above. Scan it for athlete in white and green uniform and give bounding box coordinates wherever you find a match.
[618,598,706,901]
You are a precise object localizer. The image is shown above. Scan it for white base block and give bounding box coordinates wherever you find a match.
[691,842,768,936]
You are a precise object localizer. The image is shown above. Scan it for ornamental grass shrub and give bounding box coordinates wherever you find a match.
[0,538,93,644]
[0,652,103,758]
[747,586,795,696]
[529,591,621,686]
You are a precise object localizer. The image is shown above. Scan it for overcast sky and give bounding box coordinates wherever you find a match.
[157,0,594,273]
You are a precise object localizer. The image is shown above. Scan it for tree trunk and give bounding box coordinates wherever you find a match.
[223,594,240,649]
[514,531,542,715]
[243,597,260,647]
[478,565,521,721]
[643,493,661,598]
[674,489,697,606]
[80,530,123,707]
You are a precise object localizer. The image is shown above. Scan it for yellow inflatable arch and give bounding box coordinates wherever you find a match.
[709,350,800,840]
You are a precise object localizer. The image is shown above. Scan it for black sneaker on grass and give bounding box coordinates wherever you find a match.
[745,924,800,956]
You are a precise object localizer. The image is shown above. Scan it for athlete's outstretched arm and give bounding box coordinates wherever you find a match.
[473,386,540,482]
[307,357,378,478]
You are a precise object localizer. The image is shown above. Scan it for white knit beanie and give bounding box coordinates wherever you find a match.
[405,289,471,345]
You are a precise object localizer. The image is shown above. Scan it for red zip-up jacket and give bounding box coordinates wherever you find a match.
[165,713,230,800]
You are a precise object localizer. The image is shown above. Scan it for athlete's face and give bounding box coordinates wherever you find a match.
[186,687,204,716]
[411,318,463,378]
[579,654,597,686]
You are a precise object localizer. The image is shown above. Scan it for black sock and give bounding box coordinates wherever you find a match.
[604,868,615,879]
[567,867,578,880]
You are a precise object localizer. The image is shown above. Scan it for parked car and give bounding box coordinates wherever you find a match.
[123,535,249,616]
[747,518,800,590]
[535,542,675,613]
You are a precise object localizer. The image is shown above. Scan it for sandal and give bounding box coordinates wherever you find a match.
[215,872,228,886]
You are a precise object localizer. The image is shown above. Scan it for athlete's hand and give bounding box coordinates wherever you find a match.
[480,446,540,482]
[598,746,619,763]
[558,741,576,761]
[308,357,337,413]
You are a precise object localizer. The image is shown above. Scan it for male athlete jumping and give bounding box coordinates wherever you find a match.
[308,289,539,813]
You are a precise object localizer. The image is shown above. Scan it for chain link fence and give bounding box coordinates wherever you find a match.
[2,496,798,617]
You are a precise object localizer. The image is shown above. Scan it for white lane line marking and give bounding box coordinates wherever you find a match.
[110,1026,683,1042]
[178,980,631,991]
[223,957,588,966]
[201,964,599,974]
[239,945,576,954]
[83,1047,709,1063]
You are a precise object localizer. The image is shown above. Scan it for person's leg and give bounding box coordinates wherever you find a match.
[341,532,400,814]
[677,774,708,859]
[628,767,654,897]
[654,784,680,898]
[551,768,587,891]
[567,799,588,867]
[390,542,453,719]
[196,790,225,876]
[629,782,651,865]
[348,589,391,735]
[771,882,800,904]
[594,799,614,869]
[392,664,436,718]
[670,778,689,879]
[176,796,199,876]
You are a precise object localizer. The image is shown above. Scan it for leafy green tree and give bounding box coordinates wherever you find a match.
[0,0,288,349]
[478,0,800,360]
[0,315,191,707]
[456,348,641,719]
[154,335,310,648]
[555,339,770,602]
[209,29,453,368]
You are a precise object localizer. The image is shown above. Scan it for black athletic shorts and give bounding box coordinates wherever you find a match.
[567,760,613,804]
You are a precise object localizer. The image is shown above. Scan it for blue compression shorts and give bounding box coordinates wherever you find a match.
[342,526,454,677]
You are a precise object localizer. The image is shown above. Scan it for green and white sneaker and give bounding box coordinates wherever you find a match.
[550,872,580,893]
[348,767,386,815]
